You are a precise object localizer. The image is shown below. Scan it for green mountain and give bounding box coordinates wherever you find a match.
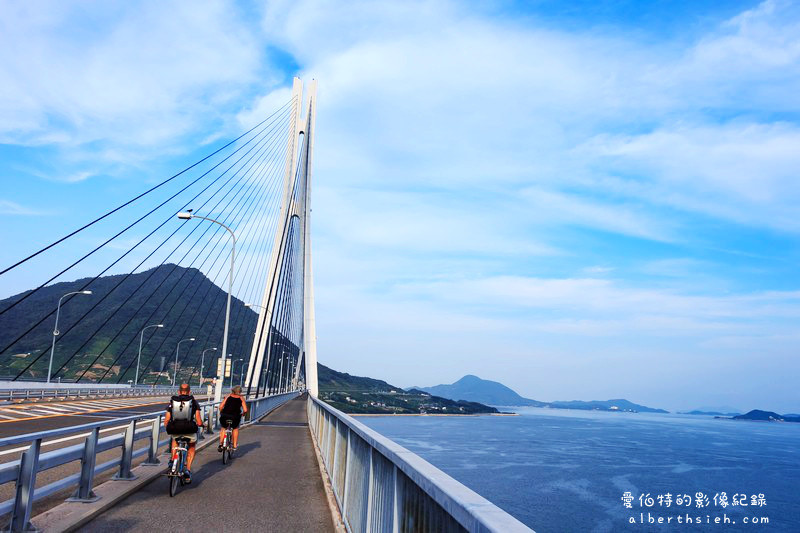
[318,364,497,415]
[0,264,258,384]
[418,374,546,406]
[318,363,397,393]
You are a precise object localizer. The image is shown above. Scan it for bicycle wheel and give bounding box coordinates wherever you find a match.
[222,447,229,464]
[169,475,179,497]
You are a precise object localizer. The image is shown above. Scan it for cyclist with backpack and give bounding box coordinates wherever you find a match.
[164,383,204,483]
[218,385,248,451]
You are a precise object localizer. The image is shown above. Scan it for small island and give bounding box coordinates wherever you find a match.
[723,410,800,423]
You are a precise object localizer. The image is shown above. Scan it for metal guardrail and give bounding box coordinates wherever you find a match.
[0,387,176,402]
[307,396,533,533]
[0,390,301,532]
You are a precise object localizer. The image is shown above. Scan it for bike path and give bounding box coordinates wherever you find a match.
[78,396,335,532]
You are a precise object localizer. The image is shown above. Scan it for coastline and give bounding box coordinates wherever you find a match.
[350,412,518,417]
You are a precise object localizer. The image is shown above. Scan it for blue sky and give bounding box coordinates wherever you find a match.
[1,0,799,411]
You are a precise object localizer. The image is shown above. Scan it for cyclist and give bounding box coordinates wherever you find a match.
[218,385,248,451]
[164,383,204,483]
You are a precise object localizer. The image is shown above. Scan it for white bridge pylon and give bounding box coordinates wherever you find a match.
[243,78,318,398]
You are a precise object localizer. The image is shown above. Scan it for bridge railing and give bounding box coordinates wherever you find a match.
[0,390,300,532]
[307,396,532,533]
[0,386,176,402]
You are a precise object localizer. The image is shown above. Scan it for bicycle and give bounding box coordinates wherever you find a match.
[220,419,234,464]
[167,436,191,497]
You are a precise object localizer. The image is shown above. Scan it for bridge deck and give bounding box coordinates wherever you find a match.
[79,396,335,532]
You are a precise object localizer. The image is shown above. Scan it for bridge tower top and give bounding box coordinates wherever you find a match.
[244,78,319,398]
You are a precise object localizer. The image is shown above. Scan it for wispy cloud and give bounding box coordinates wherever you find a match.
[0,1,264,153]
[0,200,46,216]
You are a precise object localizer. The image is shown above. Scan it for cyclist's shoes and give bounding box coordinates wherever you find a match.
[183,470,192,483]
[232,446,237,452]
[218,445,223,452]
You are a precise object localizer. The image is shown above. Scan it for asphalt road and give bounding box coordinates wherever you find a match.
[80,396,335,533]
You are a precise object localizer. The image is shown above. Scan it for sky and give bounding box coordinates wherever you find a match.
[1,0,799,412]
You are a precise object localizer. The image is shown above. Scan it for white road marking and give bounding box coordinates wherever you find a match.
[24,405,72,414]
[26,409,63,417]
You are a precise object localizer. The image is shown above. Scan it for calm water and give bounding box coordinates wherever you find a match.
[360,408,800,532]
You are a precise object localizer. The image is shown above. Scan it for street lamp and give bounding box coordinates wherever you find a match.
[48,290,92,383]
[135,324,164,386]
[173,337,196,386]
[178,210,236,403]
[287,357,295,391]
[268,340,283,394]
[199,347,217,388]
[277,351,286,394]
[230,358,243,389]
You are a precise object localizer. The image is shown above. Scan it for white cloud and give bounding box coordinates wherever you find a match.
[0,1,263,150]
[0,200,46,216]
[579,122,800,230]
[519,188,674,241]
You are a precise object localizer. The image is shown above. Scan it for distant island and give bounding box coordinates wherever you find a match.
[413,374,546,407]
[679,405,742,416]
[680,410,742,416]
[414,375,668,413]
[724,410,800,423]
[318,364,498,415]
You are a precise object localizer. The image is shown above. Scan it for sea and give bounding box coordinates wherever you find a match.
[359,407,800,532]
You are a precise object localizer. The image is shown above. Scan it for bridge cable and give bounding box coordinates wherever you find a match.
[77,124,290,383]
[7,108,292,378]
[125,135,291,385]
[110,131,290,384]
[0,98,295,279]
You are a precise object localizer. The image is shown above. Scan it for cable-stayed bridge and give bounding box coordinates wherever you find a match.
[0,79,531,532]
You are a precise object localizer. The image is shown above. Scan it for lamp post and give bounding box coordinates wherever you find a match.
[270,340,283,394]
[263,368,272,394]
[230,358,243,389]
[199,347,217,388]
[173,338,195,386]
[48,290,92,383]
[277,351,286,394]
[135,324,164,386]
[178,210,236,403]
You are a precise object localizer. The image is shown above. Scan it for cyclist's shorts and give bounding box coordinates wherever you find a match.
[170,433,198,443]
[219,413,241,429]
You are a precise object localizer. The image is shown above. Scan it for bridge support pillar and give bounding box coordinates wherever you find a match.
[7,438,40,532]
[67,428,100,502]
[112,420,138,481]
[143,418,161,466]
